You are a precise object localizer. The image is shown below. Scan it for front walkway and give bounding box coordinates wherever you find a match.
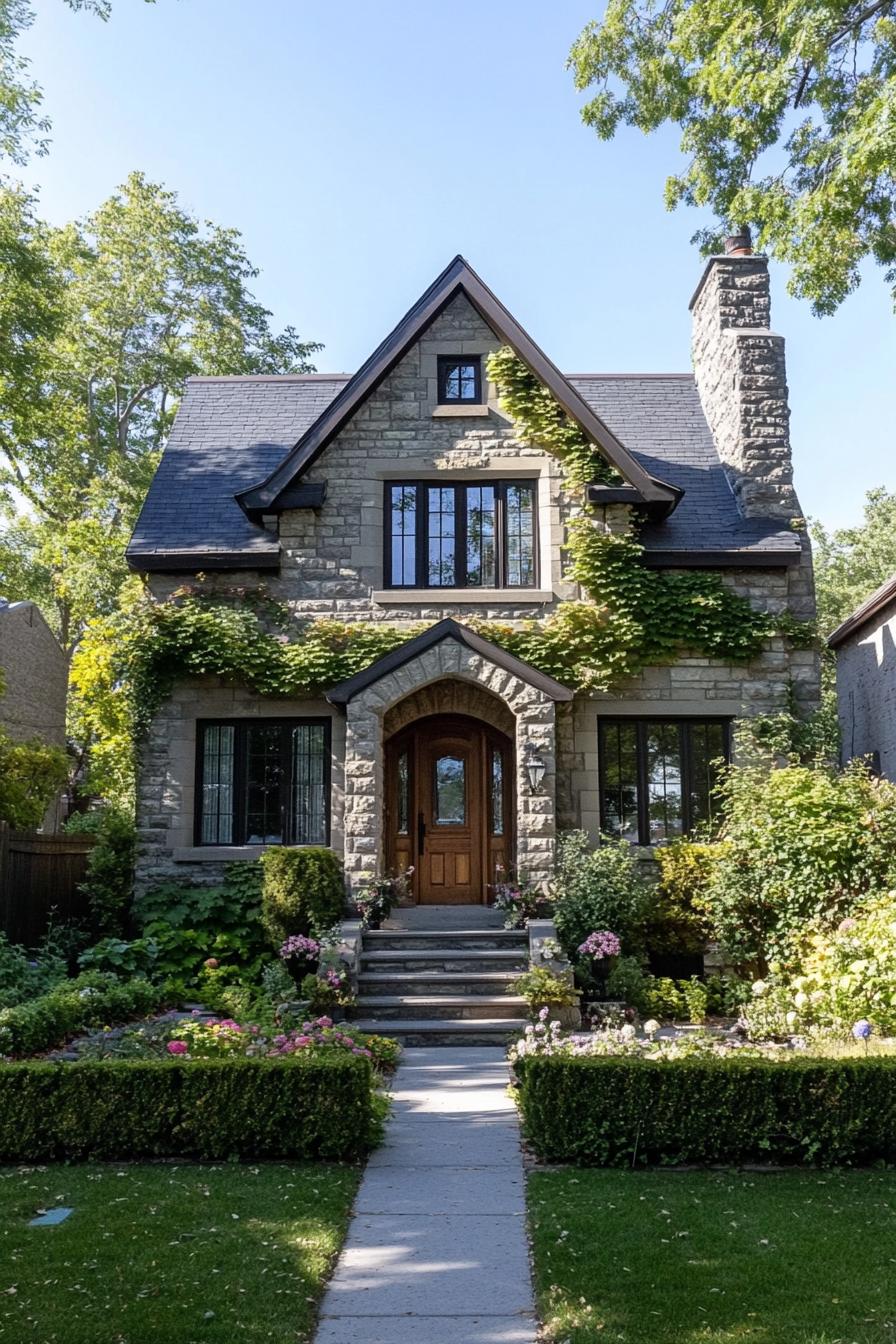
[314,1047,537,1343]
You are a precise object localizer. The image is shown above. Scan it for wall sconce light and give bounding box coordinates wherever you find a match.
[524,750,546,793]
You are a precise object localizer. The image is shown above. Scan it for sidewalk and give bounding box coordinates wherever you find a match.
[314,1046,538,1344]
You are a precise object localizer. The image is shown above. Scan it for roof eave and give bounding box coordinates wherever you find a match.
[126,548,281,573]
[828,573,896,648]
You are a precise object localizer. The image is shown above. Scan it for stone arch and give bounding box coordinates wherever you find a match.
[383,677,515,741]
[341,637,557,894]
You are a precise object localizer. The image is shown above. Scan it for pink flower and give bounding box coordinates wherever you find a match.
[204,958,219,969]
[167,1040,188,1055]
[316,1016,333,1029]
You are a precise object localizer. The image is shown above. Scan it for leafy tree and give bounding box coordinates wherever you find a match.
[0,174,320,799]
[812,487,896,633]
[570,0,896,314]
[0,726,68,827]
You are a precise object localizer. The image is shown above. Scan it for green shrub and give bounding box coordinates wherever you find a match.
[510,966,580,1008]
[261,848,346,947]
[745,893,896,1038]
[514,1054,896,1166]
[0,728,68,828]
[553,831,651,959]
[0,932,67,1010]
[0,973,163,1057]
[645,839,718,956]
[127,862,268,995]
[66,807,137,937]
[0,1054,377,1161]
[708,761,896,972]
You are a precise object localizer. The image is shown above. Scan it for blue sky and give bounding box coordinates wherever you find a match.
[21,0,895,529]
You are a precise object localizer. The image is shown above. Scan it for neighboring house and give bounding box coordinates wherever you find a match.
[0,599,68,830]
[829,575,896,778]
[127,245,819,899]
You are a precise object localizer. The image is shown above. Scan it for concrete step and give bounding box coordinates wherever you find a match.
[359,971,520,996]
[363,930,527,952]
[361,950,527,974]
[352,1017,528,1047]
[356,995,528,1021]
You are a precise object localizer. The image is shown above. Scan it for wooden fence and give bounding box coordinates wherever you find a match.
[0,822,96,946]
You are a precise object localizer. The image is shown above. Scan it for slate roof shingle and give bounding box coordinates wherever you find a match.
[126,372,800,570]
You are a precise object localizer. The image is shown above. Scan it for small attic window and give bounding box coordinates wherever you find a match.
[437,355,482,404]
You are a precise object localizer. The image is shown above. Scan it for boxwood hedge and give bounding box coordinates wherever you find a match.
[0,1055,378,1161]
[514,1054,896,1167]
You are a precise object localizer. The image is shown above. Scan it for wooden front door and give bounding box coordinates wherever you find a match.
[385,715,513,905]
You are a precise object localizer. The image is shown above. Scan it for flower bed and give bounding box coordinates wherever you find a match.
[0,1053,379,1162]
[0,974,166,1057]
[513,1048,896,1167]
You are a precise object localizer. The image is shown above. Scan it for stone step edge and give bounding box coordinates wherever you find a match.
[359,971,519,982]
[361,949,526,961]
[357,995,527,1008]
[352,1017,527,1034]
[366,929,524,940]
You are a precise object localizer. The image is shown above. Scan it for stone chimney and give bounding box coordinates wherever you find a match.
[690,234,799,520]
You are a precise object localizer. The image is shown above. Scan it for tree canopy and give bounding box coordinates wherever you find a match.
[813,487,896,632]
[570,0,896,314]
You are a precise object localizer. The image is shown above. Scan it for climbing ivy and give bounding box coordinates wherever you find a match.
[487,346,620,488]
[78,346,815,798]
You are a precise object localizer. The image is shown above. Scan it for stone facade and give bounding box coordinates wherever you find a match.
[0,600,68,830]
[135,260,820,892]
[691,254,799,522]
[835,592,896,780]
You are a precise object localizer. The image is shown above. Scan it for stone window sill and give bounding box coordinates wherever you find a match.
[431,404,490,418]
[372,588,553,606]
[173,845,328,863]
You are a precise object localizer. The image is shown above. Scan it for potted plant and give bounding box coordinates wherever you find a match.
[300,966,354,1022]
[278,934,320,989]
[492,869,552,929]
[509,965,581,1029]
[353,867,414,929]
[575,929,622,1000]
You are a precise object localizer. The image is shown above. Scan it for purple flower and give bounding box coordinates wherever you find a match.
[167,1040,188,1055]
[852,1019,872,1040]
[279,934,320,962]
[577,930,622,961]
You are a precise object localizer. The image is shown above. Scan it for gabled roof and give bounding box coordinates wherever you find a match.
[828,573,896,649]
[237,255,680,516]
[325,617,574,706]
[125,371,801,571]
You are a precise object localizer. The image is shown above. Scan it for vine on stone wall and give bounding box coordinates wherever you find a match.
[84,347,817,779]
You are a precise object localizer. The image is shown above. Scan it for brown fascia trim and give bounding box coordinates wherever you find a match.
[237,256,681,516]
[641,547,801,569]
[126,550,280,573]
[326,616,574,707]
[828,573,896,649]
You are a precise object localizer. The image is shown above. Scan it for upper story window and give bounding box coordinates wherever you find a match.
[197,718,330,847]
[386,480,537,589]
[598,717,730,846]
[437,355,482,404]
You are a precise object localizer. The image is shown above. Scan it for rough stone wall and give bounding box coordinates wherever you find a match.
[341,638,558,893]
[0,601,68,830]
[136,680,344,889]
[690,255,799,521]
[229,292,575,626]
[835,595,896,779]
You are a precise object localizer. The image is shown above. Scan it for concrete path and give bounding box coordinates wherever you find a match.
[314,1047,538,1344]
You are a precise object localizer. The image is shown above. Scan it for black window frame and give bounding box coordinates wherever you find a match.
[194,717,331,848]
[597,716,731,846]
[437,354,482,404]
[383,479,539,590]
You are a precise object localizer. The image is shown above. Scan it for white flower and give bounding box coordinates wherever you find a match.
[751,980,768,997]
[785,1011,798,1027]
[793,991,808,1010]
[643,1019,661,1038]
[620,1024,636,1042]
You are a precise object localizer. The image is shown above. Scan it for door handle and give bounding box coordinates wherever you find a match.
[417,812,426,856]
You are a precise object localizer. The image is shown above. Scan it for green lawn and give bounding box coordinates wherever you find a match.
[529,1169,896,1344]
[0,1162,360,1343]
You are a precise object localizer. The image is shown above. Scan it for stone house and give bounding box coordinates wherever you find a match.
[0,599,68,830]
[829,574,896,779]
[127,245,818,901]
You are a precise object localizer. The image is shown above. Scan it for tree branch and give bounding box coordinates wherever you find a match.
[0,440,64,522]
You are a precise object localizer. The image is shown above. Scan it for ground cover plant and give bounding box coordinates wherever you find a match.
[528,1168,896,1344]
[0,1161,359,1344]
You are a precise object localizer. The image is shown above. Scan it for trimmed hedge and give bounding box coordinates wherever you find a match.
[0,1054,377,1161]
[0,975,164,1056]
[515,1055,896,1167]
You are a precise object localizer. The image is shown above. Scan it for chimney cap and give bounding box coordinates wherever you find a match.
[724,227,753,256]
